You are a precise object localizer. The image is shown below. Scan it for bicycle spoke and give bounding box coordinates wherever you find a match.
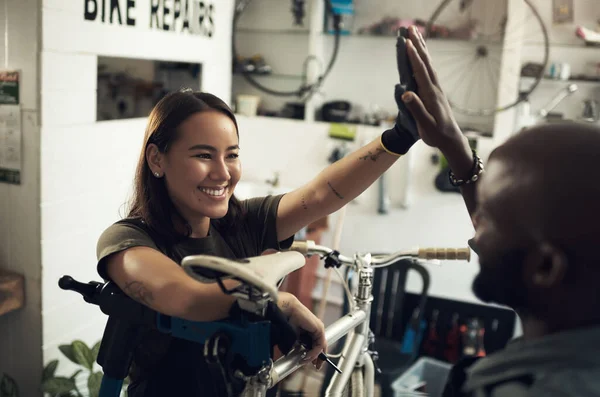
[484,56,497,108]
[475,60,483,109]
[462,58,480,109]
[448,53,477,108]
[439,54,477,93]
[432,52,477,69]
[429,46,476,55]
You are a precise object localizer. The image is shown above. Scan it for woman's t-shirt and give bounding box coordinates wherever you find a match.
[96,195,294,397]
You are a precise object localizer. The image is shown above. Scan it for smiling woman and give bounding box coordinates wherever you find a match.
[95,65,421,395]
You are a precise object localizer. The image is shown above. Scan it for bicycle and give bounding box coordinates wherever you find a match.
[59,241,470,397]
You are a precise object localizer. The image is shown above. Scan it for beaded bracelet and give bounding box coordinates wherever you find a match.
[448,149,484,187]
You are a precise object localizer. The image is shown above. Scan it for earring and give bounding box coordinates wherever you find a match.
[154,172,160,177]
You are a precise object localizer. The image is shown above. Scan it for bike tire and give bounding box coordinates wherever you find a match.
[341,368,365,397]
[425,0,549,116]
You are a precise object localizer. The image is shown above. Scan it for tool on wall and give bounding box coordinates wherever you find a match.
[232,0,343,99]
[514,83,578,132]
[444,313,461,363]
[422,309,441,357]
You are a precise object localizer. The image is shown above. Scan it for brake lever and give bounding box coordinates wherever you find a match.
[298,333,342,374]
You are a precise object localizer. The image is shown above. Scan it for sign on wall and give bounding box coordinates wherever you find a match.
[0,70,22,185]
[83,0,216,37]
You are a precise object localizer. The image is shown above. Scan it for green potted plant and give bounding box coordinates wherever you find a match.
[42,340,128,397]
[0,373,19,397]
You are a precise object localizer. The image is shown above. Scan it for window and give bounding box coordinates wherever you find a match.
[97,56,202,121]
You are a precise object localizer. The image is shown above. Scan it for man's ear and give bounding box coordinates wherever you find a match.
[526,242,569,288]
[146,143,164,176]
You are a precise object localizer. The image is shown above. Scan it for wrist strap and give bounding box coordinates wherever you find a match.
[380,124,416,156]
[379,135,403,157]
[448,149,484,187]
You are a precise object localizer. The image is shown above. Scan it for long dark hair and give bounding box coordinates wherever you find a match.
[127,90,244,244]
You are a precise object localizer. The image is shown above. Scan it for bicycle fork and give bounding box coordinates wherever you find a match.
[325,263,375,397]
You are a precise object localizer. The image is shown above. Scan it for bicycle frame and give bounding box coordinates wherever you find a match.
[59,243,468,397]
[245,253,380,397]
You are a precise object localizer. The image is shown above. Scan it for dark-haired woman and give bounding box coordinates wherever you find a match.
[97,87,419,396]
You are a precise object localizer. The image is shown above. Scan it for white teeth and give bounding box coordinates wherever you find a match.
[200,187,226,196]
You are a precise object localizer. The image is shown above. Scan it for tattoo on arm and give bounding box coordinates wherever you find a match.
[301,195,309,210]
[327,182,344,200]
[124,281,154,306]
[281,300,292,320]
[359,148,385,162]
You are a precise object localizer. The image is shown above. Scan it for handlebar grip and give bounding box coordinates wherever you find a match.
[289,240,316,256]
[418,248,471,261]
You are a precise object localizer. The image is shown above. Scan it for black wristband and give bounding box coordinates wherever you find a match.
[381,123,419,155]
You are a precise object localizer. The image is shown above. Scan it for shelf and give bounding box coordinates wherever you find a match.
[522,41,600,49]
[237,27,310,35]
[521,75,600,85]
[233,72,304,80]
[239,27,600,51]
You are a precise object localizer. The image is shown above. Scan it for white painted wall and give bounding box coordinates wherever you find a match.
[0,0,43,395]
[39,0,236,385]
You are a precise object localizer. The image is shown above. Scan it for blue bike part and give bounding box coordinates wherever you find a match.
[98,376,124,397]
[400,317,427,354]
[156,314,272,370]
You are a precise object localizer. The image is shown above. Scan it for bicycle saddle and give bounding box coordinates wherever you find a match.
[181,251,306,301]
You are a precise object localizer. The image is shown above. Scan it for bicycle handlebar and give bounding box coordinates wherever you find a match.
[289,241,471,265]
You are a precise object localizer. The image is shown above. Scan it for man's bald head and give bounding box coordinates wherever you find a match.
[488,122,600,256]
[471,122,600,322]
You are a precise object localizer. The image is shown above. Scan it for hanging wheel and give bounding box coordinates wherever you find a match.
[425,0,549,116]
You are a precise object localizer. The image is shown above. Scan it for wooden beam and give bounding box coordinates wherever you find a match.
[0,269,25,317]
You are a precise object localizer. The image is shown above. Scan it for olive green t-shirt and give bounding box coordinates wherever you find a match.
[96,195,293,397]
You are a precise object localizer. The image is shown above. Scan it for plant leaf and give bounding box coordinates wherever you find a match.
[41,377,76,395]
[0,373,20,397]
[59,344,79,366]
[42,360,59,382]
[72,340,95,370]
[69,370,83,380]
[91,341,101,360]
[87,372,103,397]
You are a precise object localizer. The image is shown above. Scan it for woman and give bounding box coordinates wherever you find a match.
[97,76,420,395]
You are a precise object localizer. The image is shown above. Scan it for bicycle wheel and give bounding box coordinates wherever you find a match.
[425,0,549,116]
[341,368,365,397]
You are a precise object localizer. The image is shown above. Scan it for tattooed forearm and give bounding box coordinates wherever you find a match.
[124,281,154,306]
[359,148,385,162]
[301,194,309,210]
[327,182,344,200]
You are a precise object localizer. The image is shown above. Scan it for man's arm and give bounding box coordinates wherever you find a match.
[441,135,479,223]
[396,26,480,224]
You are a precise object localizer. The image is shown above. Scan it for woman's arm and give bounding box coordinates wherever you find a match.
[105,246,239,322]
[276,138,400,240]
[106,246,328,363]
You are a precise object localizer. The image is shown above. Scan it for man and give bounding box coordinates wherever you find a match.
[401,25,600,396]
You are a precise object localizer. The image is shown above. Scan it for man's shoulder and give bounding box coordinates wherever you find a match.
[484,367,600,397]
[528,367,600,397]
